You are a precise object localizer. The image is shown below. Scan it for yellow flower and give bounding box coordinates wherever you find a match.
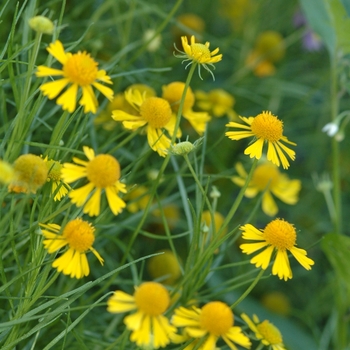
[195,89,238,120]
[112,89,181,157]
[147,250,182,285]
[8,154,48,194]
[241,313,286,350]
[162,81,210,135]
[240,219,314,281]
[107,282,177,349]
[172,301,251,350]
[174,35,222,80]
[232,162,301,216]
[40,218,104,279]
[225,111,296,169]
[60,146,126,217]
[43,157,71,201]
[0,160,15,185]
[94,84,156,130]
[36,40,113,113]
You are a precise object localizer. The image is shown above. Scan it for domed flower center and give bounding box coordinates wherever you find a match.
[250,111,283,142]
[140,97,172,128]
[252,163,280,190]
[46,159,63,182]
[263,219,296,250]
[86,154,120,188]
[200,301,233,336]
[10,154,48,193]
[162,82,195,112]
[190,43,212,63]
[256,320,283,344]
[63,52,98,86]
[134,282,170,316]
[62,218,95,252]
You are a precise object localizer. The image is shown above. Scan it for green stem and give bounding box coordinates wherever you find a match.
[230,269,264,308]
[330,56,342,235]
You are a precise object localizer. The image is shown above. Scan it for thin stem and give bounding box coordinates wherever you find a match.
[230,269,264,308]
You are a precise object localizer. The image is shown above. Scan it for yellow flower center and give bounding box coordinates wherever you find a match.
[86,154,120,188]
[46,159,63,182]
[263,219,296,250]
[10,154,48,194]
[250,111,283,142]
[62,218,95,252]
[134,282,170,316]
[252,163,280,190]
[162,82,195,112]
[140,97,172,128]
[190,43,212,63]
[256,320,283,344]
[63,52,98,86]
[200,301,233,336]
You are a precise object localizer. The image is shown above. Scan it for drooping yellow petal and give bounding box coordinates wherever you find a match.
[40,78,70,99]
[164,113,182,138]
[225,327,252,349]
[262,191,278,216]
[185,326,207,338]
[96,69,113,84]
[244,138,264,159]
[105,185,126,215]
[225,130,254,140]
[250,245,275,269]
[90,247,104,265]
[152,315,175,348]
[201,333,218,350]
[289,246,314,270]
[267,141,280,167]
[69,182,95,206]
[172,306,201,327]
[183,109,211,135]
[83,187,101,216]
[92,81,114,101]
[80,85,98,114]
[56,83,79,113]
[147,126,171,157]
[240,224,265,240]
[83,146,95,161]
[272,249,292,281]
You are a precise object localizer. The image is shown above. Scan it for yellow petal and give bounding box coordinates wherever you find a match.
[61,163,87,183]
[83,187,101,216]
[36,66,64,77]
[83,146,95,161]
[107,291,136,313]
[261,191,278,216]
[92,81,114,101]
[43,234,67,253]
[69,182,95,207]
[267,141,280,167]
[272,250,292,281]
[147,126,171,157]
[40,78,70,99]
[47,40,68,64]
[240,224,264,240]
[57,83,78,112]
[152,315,175,348]
[105,185,126,215]
[183,110,210,135]
[224,327,251,349]
[250,245,274,269]
[289,246,314,270]
[244,138,264,159]
[240,242,269,255]
[80,85,98,114]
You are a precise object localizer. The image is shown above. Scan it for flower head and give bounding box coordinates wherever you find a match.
[174,35,222,80]
[147,250,182,285]
[8,154,48,194]
[240,219,314,281]
[241,313,286,350]
[162,81,210,135]
[226,111,296,169]
[60,146,126,216]
[172,301,251,350]
[112,89,181,157]
[43,156,70,201]
[40,218,104,279]
[232,162,301,216]
[107,282,177,348]
[36,40,113,113]
[195,89,238,120]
